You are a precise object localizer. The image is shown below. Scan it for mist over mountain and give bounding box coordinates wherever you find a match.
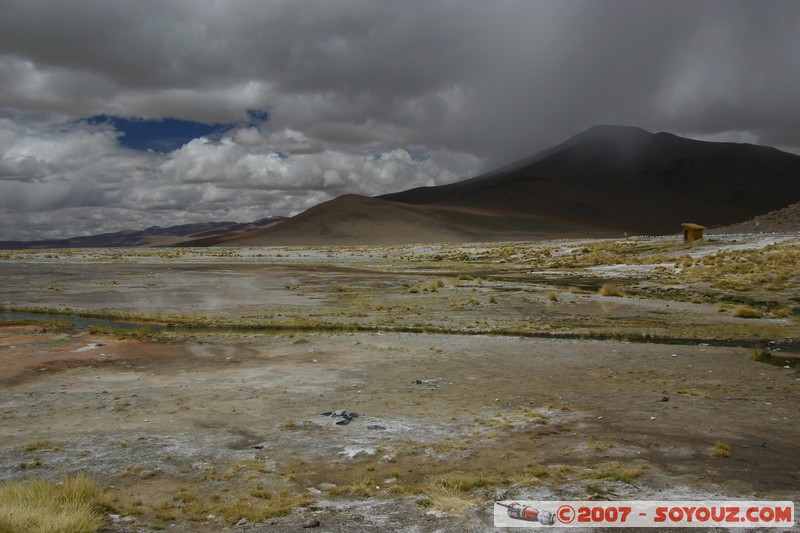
[231,126,800,246]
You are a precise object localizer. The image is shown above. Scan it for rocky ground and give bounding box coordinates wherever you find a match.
[1,234,798,532]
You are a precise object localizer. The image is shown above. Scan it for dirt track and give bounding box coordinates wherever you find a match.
[1,237,798,531]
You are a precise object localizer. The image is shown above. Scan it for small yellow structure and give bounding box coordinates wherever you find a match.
[681,223,706,243]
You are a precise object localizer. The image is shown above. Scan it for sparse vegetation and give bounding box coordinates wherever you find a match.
[711,442,731,458]
[599,284,624,297]
[731,305,763,318]
[426,485,478,516]
[23,440,51,452]
[0,473,111,533]
[2,236,798,530]
[588,462,648,483]
[329,478,378,497]
[213,493,311,523]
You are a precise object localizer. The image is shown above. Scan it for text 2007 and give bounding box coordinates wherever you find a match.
[577,506,632,523]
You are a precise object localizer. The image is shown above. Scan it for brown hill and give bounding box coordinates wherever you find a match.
[711,202,800,234]
[228,194,612,246]
[227,125,800,246]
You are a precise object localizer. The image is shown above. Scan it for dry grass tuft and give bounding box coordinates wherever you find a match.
[213,493,311,523]
[328,478,377,498]
[422,473,494,516]
[711,442,731,458]
[426,486,478,516]
[588,462,647,483]
[0,473,112,533]
[731,305,763,319]
[599,284,624,297]
[771,307,793,318]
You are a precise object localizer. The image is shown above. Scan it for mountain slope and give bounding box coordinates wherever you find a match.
[0,217,286,249]
[711,202,800,234]
[382,125,800,235]
[227,193,622,247]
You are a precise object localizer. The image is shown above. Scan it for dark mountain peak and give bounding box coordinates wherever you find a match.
[578,124,652,140]
[554,124,660,160]
[379,126,800,237]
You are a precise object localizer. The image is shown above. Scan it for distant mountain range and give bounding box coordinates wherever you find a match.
[5,125,800,249]
[229,125,800,245]
[0,217,285,249]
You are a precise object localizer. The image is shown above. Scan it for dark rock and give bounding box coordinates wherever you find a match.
[303,519,321,528]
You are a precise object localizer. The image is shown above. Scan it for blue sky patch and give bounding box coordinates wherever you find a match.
[87,115,234,152]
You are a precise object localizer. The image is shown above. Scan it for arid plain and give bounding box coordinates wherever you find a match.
[1,234,799,532]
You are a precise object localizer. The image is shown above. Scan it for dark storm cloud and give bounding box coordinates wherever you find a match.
[1,0,798,239]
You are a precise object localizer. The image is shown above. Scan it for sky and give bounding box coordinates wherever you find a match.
[1,0,799,241]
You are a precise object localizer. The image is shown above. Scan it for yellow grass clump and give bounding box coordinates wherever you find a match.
[426,486,478,516]
[599,284,624,297]
[588,462,647,483]
[711,442,731,458]
[0,473,111,533]
[731,305,763,319]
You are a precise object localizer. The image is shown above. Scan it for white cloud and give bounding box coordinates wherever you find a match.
[0,115,480,239]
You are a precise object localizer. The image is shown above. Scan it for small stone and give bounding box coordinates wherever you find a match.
[650,416,656,420]
[661,396,669,402]
[303,519,321,528]
[236,517,248,527]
